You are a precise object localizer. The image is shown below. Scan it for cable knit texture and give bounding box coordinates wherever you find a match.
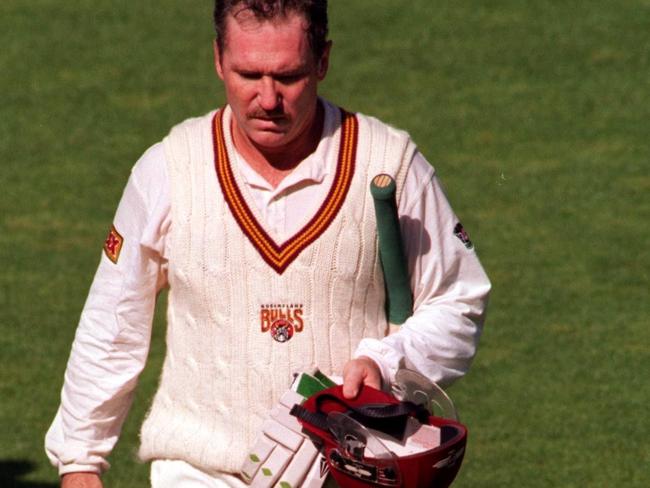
[138,101,417,474]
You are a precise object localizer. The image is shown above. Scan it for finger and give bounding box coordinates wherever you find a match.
[342,365,364,399]
[363,369,381,390]
[355,356,382,390]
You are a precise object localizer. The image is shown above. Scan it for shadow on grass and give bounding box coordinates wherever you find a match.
[0,460,58,488]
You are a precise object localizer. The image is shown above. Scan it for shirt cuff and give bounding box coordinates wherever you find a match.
[353,338,404,389]
[59,463,103,476]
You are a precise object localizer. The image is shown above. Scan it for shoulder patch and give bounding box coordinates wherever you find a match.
[103,225,124,263]
[453,222,473,250]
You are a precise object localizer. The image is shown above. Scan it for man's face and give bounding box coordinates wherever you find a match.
[215,11,330,152]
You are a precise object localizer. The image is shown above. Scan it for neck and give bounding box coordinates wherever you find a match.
[230,102,324,188]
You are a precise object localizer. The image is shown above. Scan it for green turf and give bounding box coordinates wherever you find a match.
[1,1,648,487]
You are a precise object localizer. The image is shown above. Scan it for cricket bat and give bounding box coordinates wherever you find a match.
[370,174,413,332]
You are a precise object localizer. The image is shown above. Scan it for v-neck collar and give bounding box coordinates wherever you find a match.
[212,105,358,274]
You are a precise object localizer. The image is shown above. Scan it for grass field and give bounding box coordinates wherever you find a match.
[1,1,649,486]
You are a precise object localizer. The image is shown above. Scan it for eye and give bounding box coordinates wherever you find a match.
[276,73,303,85]
[238,71,262,81]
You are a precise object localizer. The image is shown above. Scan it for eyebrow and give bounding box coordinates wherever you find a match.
[230,61,311,78]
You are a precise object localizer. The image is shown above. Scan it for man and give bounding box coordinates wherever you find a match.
[46,1,490,487]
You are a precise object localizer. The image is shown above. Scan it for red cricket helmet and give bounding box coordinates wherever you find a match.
[291,370,467,487]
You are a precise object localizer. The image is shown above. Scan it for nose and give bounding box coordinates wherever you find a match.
[258,76,281,111]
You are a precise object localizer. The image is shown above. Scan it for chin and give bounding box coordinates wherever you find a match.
[250,130,293,149]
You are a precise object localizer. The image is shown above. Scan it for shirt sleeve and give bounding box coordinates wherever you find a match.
[354,151,491,387]
[44,143,171,475]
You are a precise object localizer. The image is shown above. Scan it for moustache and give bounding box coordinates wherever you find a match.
[247,108,286,120]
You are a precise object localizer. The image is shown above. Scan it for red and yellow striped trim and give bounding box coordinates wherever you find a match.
[213,108,358,274]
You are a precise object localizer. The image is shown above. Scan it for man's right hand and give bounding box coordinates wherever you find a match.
[342,355,382,399]
[61,472,103,488]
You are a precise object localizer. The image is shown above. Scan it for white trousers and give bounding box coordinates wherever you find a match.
[150,460,249,488]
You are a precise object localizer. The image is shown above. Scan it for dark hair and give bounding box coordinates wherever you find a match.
[214,0,328,59]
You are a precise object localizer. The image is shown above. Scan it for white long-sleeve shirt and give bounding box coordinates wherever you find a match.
[45,125,491,475]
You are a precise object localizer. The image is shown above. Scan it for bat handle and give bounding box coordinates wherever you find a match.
[370,174,413,327]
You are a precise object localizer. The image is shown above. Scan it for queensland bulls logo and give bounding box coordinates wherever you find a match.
[260,304,304,343]
[270,319,294,343]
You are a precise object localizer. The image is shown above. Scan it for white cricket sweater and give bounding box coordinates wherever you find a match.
[137,104,417,473]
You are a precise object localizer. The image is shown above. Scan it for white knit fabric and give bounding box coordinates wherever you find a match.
[138,102,417,474]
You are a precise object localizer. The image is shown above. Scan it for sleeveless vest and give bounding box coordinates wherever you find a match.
[139,102,416,473]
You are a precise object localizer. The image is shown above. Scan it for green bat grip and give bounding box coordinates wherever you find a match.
[370,174,413,325]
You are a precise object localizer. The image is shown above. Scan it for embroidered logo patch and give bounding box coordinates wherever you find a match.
[453,223,473,249]
[260,304,304,343]
[270,319,294,343]
[103,225,124,263]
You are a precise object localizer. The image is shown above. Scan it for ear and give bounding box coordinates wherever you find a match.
[213,39,225,80]
[316,40,333,81]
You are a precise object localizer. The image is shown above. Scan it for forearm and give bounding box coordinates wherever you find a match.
[45,259,157,474]
[356,292,488,386]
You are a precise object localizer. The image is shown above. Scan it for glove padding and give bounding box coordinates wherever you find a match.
[241,373,335,488]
